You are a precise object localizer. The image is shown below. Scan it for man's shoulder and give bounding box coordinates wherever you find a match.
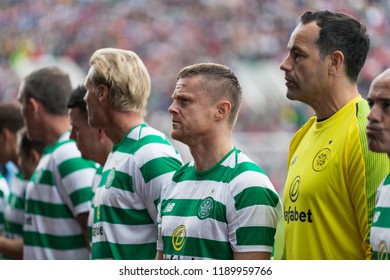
[48,139,80,158]
[289,116,316,146]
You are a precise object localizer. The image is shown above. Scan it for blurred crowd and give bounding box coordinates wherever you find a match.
[1,0,390,132]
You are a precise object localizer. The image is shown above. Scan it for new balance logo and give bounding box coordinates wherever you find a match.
[164,202,176,213]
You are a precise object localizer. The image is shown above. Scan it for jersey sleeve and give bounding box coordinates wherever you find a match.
[348,102,390,259]
[56,142,96,216]
[228,164,282,254]
[135,140,183,224]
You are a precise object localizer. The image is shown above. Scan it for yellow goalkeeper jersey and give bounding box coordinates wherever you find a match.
[283,96,390,259]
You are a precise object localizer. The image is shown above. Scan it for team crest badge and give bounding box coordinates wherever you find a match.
[105,168,116,189]
[197,197,214,220]
[312,148,331,172]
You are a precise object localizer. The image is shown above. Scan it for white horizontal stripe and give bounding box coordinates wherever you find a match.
[92,221,157,245]
[229,170,275,197]
[23,245,89,260]
[24,215,83,236]
[236,203,282,227]
[94,185,145,210]
[26,182,63,204]
[61,168,96,193]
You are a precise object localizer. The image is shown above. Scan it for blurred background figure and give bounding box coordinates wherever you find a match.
[0,127,43,259]
[17,66,97,259]
[67,84,113,253]
[0,102,24,187]
[0,102,24,259]
[0,173,8,258]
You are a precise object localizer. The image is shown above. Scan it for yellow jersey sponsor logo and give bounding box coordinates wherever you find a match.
[378,240,388,260]
[289,176,300,202]
[172,225,186,251]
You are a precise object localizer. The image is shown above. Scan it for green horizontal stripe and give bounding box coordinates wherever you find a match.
[91,241,156,260]
[236,226,276,246]
[162,236,232,259]
[114,134,173,154]
[32,169,54,186]
[173,161,266,183]
[23,231,87,250]
[96,204,154,225]
[25,200,73,218]
[58,158,95,178]
[234,186,279,210]
[8,193,25,210]
[161,198,226,223]
[5,220,23,236]
[100,169,134,192]
[140,157,182,183]
[373,250,390,260]
[16,171,25,180]
[373,207,390,228]
[70,186,92,206]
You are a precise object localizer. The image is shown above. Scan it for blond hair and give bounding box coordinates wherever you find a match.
[90,48,151,113]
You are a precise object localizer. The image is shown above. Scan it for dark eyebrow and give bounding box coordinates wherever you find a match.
[368,97,390,102]
[290,46,300,51]
[287,42,302,51]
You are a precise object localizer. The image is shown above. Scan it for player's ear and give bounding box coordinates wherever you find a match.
[215,100,231,121]
[329,50,344,76]
[29,97,41,114]
[97,84,109,103]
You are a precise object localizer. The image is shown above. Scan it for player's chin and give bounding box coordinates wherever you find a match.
[286,90,300,101]
[367,138,383,153]
[170,129,182,141]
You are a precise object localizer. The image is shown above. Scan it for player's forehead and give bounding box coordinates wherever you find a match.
[368,82,390,101]
[369,71,390,99]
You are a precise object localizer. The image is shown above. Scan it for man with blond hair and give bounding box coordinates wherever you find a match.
[83,48,183,259]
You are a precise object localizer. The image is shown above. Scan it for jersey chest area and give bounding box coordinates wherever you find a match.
[161,180,231,225]
[160,180,233,259]
[284,126,352,215]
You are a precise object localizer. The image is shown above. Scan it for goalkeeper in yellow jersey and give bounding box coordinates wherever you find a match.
[279,10,390,259]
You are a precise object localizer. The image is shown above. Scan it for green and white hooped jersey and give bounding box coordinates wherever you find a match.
[23,131,96,260]
[88,165,102,253]
[4,171,26,240]
[91,123,183,260]
[371,174,390,260]
[0,172,9,235]
[157,147,282,260]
